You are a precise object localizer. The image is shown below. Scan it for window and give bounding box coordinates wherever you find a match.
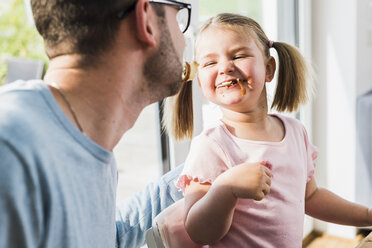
[115,104,162,201]
[199,0,262,23]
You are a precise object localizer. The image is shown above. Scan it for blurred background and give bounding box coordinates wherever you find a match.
[2,0,371,246]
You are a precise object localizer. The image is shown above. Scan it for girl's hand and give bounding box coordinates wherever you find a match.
[214,161,272,201]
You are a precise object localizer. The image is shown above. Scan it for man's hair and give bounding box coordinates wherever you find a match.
[31,0,164,65]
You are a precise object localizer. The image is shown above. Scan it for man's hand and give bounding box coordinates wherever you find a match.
[214,161,272,201]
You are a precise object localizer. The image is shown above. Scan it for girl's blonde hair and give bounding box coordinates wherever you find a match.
[164,13,311,140]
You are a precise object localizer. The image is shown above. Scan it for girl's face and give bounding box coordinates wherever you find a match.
[196,26,275,113]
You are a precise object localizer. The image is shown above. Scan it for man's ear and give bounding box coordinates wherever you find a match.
[265,56,276,82]
[135,0,157,47]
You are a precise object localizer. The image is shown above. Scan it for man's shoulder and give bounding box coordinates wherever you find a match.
[0,80,54,150]
[0,79,44,95]
[0,80,46,114]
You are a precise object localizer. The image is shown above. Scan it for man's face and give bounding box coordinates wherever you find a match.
[143,6,186,103]
[164,3,187,61]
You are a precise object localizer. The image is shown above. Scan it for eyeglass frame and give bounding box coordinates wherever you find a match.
[116,0,192,33]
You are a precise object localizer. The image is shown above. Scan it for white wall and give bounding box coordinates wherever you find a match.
[312,0,365,238]
[355,0,372,208]
[357,0,372,96]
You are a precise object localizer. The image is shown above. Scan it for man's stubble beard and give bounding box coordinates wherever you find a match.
[143,19,183,103]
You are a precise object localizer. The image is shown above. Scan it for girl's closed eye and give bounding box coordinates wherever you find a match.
[233,54,248,60]
[203,61,217,67]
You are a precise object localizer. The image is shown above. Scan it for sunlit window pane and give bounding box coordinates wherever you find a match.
[199,0,262,23]
[115,104,161,202]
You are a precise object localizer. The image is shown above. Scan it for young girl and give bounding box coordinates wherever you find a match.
[164,13,372,247]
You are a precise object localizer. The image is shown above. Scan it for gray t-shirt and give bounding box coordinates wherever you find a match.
[0,80,117,247]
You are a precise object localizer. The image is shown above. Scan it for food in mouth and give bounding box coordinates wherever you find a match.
[216,79,246,96]
[182,61,199,83]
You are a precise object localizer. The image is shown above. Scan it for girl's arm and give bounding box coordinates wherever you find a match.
[183,180,236,245]
[305,177,372,226]
[184,161,272,245]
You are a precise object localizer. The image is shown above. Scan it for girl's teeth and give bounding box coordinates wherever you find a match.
[217,80,235,88]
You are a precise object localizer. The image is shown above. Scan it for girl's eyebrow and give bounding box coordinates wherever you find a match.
[229,46,253,53]
[199,46,253,59]
[199,53,217,60]
[197,44,255,61]
[196,51,218,63]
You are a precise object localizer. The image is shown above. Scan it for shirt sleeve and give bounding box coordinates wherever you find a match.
[0,139,43,248]
[115,164,184,248]
[176,134,230,192]
[302,126,319,182]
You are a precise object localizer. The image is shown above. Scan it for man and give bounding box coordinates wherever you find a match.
[0,0,189,247]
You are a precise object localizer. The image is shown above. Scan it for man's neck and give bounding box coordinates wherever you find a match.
[44,55,146,151]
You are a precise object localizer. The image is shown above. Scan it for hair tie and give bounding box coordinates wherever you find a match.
[268,40,274,48]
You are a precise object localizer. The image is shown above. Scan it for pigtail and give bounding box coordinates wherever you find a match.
[162,82,194,140]
[271,42,309,112]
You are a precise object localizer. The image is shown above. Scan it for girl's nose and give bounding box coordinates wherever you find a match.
[219,60,235,75]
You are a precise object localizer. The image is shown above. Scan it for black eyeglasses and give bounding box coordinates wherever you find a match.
[116,0,192,33]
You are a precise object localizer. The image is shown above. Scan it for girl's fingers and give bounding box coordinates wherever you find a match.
[260,160,272,170]
[262,184,270,195]
[266,176,272,186]
[264,167,272,178]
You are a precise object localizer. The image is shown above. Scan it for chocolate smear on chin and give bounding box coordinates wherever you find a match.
[237,79,246,96]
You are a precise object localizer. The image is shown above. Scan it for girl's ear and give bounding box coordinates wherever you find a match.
[135,0,156,47]
[265,56,276,82]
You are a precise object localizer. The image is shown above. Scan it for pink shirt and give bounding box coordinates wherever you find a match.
[176,114,318,248]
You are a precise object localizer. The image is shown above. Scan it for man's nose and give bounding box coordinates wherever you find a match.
[218,60,235,75]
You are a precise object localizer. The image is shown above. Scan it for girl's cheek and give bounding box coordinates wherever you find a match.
[201,77,215,92]
[200,69,217,87]
[197,73,209,88]
[198,80,214,98]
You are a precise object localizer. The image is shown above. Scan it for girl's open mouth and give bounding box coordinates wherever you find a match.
[216,79,239,88]
[216,79,247,95]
